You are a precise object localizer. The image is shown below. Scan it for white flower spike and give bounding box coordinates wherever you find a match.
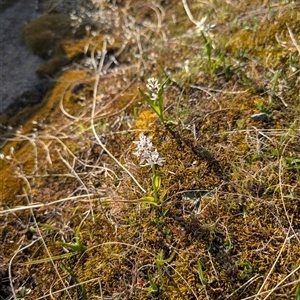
[146,78,160,100]
[133,133,165,167]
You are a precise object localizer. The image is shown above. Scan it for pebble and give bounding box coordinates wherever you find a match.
[251,113,268,122]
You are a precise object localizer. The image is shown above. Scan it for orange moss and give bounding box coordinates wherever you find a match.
[134,110,157,130]
[62,35,122,60]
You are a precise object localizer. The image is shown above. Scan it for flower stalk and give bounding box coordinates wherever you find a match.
[139,77,170,125]
[133,133,165,204]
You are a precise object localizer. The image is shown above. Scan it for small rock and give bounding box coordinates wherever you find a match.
[251,113,268,122]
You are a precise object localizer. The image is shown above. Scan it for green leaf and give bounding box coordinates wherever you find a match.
[37,222,60,231]
[139,87,164,122]
[24,252,78,265]
[139,88,151,103]
[142,196,159,206]
[197,260,207,286]
[145,273,159,294]
[60,263,88,300]
[295,276,300,300]
[58,241,86,252]
[57,224,86,253]
[153,173,161,190]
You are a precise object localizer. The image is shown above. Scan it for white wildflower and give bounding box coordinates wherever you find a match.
[146,78,160,100]
[146,149,165,166]
[133,133,152,152]
[133,133,165,167]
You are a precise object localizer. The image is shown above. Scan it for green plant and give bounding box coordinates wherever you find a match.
[60,263,88,300]
[201,31,213,73]
[155,250,166,284]
[153,249,176,288]
[145,273,159,295]
[16,286,32,299]
[57,223,86,253]
[295,276,300,300]
[133,133,165,204]
[154,209,173,241]
[197,260,207,290]
[139,77,170,125]
[236,118,245,130]
[139,76,211,159]
[270,70,281,97]
[25,222,86,265]
[236,259,253,279]
[285,157,300,174]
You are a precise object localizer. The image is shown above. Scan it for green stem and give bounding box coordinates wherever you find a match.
[152,165,158,203]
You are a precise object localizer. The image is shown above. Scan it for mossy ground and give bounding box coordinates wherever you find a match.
[1,0,300,299]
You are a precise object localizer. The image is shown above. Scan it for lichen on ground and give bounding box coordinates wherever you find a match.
[1,0,300,299]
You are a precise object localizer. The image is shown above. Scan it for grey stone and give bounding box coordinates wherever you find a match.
[251,113,268,122]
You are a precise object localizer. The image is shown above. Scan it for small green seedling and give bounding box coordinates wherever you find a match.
[295,276,300,300]
[285,157,300,174]
[61,263,88,300]
[145,273,159,294]
[197,260,207,290]
[155,250,166,283]
[201,31,213,73]
[25,223,86,265]
[270,70,281,97]
[58,224,86,253]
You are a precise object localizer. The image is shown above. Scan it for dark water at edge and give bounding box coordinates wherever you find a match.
[0,0,45,114]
